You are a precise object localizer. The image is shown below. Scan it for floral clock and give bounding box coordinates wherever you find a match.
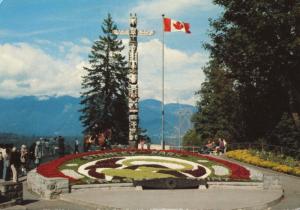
[37,149,251,184]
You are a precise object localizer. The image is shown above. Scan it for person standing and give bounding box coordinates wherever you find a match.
[29,142,36,168]
[104,129,112,150]
[222,138,228,154]
[10,147,20,182]
[34,141,42,167]
[0,151,3,180]
[2,147,10,181]
[20,145,29,176]
[58,136,65,157]
[74,139,80,154]
[140,138,145,150]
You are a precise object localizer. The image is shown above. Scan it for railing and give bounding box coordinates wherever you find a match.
[169,145,201,153]
[170,142,300,160]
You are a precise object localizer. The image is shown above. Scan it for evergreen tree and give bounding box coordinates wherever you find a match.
[182,129,202,146]
[192,61,238,144]
[80,14,128,144]
[271,112,300,156]
[198,0,300,149]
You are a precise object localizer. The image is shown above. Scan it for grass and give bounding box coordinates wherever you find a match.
[102,167,175,180]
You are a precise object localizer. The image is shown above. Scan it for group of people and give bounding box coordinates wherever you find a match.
[0,144,28,182]
[200,138,227,155]
[0,140,45,182]
[139,138,151,150]
[83,129,112,152]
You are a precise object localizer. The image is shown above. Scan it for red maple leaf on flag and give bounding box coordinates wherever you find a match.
[173,21,184,30]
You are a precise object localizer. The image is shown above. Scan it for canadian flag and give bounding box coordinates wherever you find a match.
[164,17,191,34]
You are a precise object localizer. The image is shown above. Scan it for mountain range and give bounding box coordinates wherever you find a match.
[0,96,196,144]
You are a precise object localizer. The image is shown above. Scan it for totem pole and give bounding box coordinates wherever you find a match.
[113,14,154,147]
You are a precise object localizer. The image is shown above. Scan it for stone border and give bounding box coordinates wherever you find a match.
[28,166,283,200]
[208,181,263,190]
[0,200,18,209]
[0,181,23,209]
[71,183,133,191]
[27,169,69,200]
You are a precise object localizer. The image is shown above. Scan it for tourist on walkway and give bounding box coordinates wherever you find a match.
[20,145,29,175]
[97,133,105,148]
[0,151,3,180]
[83,135,92,152]
[222,138,227,154]
[200,139,214,154]
[29,142,36,168]
[34,141,42,167]
[74,139,80,154]
[2,147,10,181]
[140,138,145,150]
[10,147,20,182]
[58,136,65,157]
[217,138,224,154]
[104,129,112,150]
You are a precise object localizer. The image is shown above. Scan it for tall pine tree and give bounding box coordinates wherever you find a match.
[80,14,129,144]
[191,61,238,144]
[193,0,300,150]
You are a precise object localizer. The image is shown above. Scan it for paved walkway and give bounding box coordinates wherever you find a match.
[6,182,96,210]
[61,187,282,210]
[222,157,300,210]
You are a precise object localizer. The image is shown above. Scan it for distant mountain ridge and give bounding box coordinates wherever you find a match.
[0,96,196,144]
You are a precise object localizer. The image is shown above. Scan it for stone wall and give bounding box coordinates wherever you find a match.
[0,181,23,207]
[27,169,69,200]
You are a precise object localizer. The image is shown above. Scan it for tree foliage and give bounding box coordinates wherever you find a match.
[192,0,300,151]
[271,112,300,151]
[192,61,238,144]
[182,129,202,146]
[80,14,129,144]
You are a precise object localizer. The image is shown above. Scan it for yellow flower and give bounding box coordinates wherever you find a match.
[292,167,300,175]
[226,149,299,176]
[273,165,293,173]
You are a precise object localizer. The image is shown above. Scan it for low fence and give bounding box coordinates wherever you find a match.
[169,145,201,153]
[38,141,299,163]
[169,142,300,160]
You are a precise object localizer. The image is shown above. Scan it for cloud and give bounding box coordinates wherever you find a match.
[0,42,88,98]
[80,37,92,45]
[138,39,208,105]
[0,27,78,38]
[0,37,207,105]
[131,0,215,19]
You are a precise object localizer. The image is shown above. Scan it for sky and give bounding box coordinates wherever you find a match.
[0,0,221,105]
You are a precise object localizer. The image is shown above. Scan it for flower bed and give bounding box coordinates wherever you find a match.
[226,149,300,177]
[37,149,251,184]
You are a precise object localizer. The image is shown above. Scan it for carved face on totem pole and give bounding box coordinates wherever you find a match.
[129,74,137,84]
[130,14,137,27]
[129,101,138,111]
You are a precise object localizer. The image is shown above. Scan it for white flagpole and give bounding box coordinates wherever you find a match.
[161,14,165,150]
